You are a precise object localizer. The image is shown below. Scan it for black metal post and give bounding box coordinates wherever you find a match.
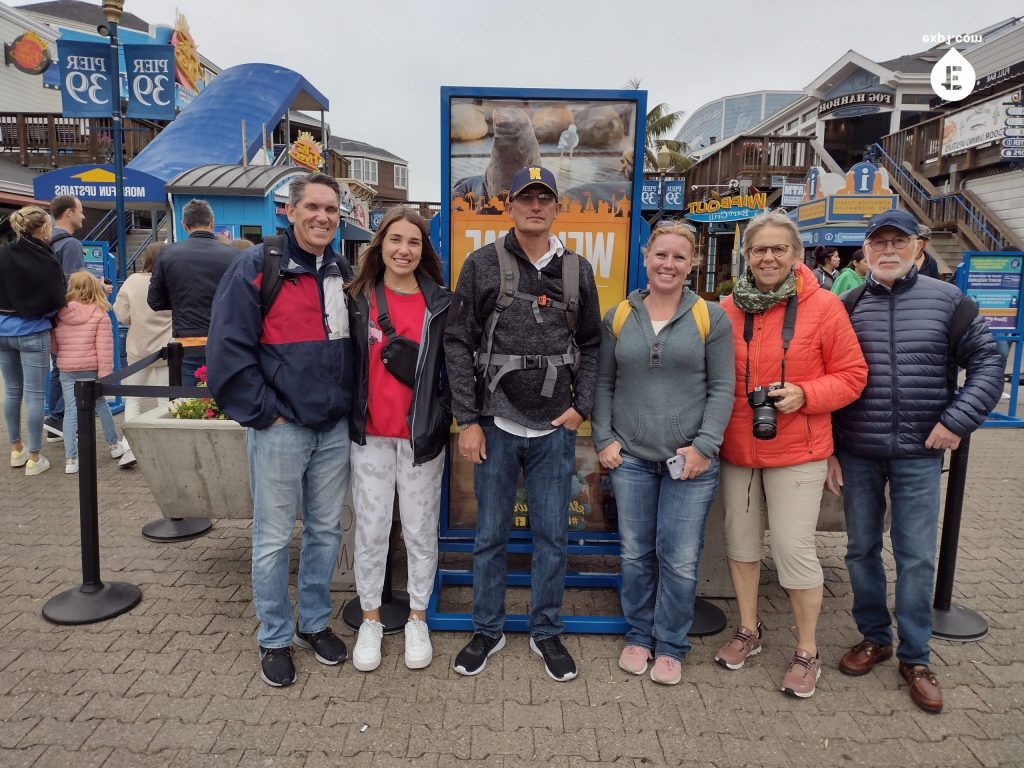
[141,342,213,542]
[932,436,988,641]
[344,510,410,635]
[43,379,142,624]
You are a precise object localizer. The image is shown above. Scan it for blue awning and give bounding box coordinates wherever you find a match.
[129,63,329,182]
[340,220,373,243]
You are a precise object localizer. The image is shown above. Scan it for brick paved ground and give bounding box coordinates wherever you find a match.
[1,403,1022,767]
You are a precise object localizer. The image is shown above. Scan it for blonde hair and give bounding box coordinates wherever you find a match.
[742,211,803,257]
[645,222,701,266]
[9,206,50,238]
[66,271,111,311]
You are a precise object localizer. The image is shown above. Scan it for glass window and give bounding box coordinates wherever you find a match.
[394,165,408,189]
[349,157,378,185]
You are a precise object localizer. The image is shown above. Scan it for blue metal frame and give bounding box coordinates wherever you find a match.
[956,251,1024,427]
[431,86,649,633]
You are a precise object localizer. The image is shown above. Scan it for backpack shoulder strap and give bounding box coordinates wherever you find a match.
[494,236,519,313]
[842,284,867,316]
[692,297,710,342]
[611,300,632,338]
[561,250,580,333]
[49,231,72,246]
[260,235,286,319]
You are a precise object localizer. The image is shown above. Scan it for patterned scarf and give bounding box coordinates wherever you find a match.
[731,268,797,314]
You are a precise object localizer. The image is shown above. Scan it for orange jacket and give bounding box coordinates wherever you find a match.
[720,262,867,468]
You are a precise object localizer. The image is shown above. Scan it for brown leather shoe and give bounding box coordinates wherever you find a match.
[899,662,943,713]
[839,639,893,675]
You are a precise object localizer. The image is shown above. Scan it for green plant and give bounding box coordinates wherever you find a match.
[169,365,227,420]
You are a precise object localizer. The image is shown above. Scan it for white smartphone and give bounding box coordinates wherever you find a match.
[666,454,685,480]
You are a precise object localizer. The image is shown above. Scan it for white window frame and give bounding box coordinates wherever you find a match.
[349,157,378,185]
[394,165,408,190]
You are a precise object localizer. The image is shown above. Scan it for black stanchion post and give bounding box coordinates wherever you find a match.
[141,341,214,543]
[43,379,142,624]
[932,435,988,641]
[344,500,410,634]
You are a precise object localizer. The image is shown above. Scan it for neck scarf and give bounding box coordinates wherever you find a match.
[732,268,797,314]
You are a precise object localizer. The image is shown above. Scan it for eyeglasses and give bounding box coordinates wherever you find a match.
[513,192,557,205]
[749,244,791,258]
[866,236,913,252]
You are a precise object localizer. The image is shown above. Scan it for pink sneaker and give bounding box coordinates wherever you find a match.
[780,649,821,698]
[650,656,682,685]
[714,622,764,670]
[618,645,652,675]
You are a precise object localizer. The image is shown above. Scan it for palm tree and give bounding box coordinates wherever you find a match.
[624,78,693,174]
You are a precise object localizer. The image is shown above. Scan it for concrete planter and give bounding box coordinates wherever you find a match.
[123,407,355,588]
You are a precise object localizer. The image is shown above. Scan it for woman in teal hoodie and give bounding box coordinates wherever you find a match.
[591,222,734,686]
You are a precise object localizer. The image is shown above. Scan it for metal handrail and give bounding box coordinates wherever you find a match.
[869,143,1009,251]
[124,211,166,274]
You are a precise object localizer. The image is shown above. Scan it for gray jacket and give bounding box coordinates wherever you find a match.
[591,289,735,461]
[50,228,84,276]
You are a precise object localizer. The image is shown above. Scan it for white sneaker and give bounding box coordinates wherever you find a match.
[118,443,136,468]
[65,458,79,474]
[352,619,384,672]
[404,618,433,670]
[108,441,125,459]
[25,455,50,476]
[10,448,28,468]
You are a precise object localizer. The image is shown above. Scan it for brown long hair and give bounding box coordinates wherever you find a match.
[348,207,443,299]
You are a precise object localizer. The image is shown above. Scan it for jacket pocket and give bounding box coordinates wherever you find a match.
[670,413,693,446]
[631,414,647,444]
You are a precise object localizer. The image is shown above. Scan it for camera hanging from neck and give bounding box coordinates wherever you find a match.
[743,296,798,396]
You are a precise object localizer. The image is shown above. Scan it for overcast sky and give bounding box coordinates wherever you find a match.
[116,0,1022,200]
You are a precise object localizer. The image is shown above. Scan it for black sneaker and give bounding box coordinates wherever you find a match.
[530,636,578,682]
[44,417,63,443]
[294,627,347,666]
[453,632,505,676]
[259,646,296,687]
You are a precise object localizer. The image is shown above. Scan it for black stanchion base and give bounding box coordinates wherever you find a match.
[42,582,142,625]
[342,592,411,635]
[932,604,988,642]
[142,517,213,542]
[689,597,727,637]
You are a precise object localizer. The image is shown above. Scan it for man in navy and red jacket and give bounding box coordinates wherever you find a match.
[207,172,355,688]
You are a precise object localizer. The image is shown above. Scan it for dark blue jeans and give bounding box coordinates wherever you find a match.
[611,451,719,661]
[837,450,943,665]
[181,354,206,387]
[472,418,576,640]
[47,355,63,419]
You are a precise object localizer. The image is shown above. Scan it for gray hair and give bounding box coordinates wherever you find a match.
[181,199,214,230]
[288,172,341,207]
[742,210,803,258]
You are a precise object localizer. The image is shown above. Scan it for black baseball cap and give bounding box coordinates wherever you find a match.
[864,209,918,239]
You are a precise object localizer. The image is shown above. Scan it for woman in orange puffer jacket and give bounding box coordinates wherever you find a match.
[712,212,867,700]
[51,271,124,474]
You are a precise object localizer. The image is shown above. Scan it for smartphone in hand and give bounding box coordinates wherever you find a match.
[666,454,685,480]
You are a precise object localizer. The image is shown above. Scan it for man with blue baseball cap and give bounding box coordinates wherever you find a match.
[445,164,602,683]
[826,208,1004,713]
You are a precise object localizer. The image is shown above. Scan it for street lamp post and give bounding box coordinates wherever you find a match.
[650,144,673,228]
[101,0,127,285]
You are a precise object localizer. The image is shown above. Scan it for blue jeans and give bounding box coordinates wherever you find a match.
[838,450,943,665]
[47,355,63,419]
[181,354,206,387]
[59,371,119,460]
[472,418,576,640]
[611,451,720,661]
[0,331,51,453]
[247,417,350,648]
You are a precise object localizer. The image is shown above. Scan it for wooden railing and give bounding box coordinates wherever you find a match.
[686,135,819,195]
[0,113,161,169]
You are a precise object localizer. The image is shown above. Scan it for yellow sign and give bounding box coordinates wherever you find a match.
[687,192,767,215]
[289,131,324,172]
[798,200,827,222]
[451,207,629,316]
[830,196,895,216]
[72,168,116,183]
[171,13,201,92]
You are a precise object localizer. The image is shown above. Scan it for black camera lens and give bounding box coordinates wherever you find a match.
[748,386,778,440]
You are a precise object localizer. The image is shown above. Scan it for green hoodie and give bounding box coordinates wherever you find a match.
[831,266,866,295]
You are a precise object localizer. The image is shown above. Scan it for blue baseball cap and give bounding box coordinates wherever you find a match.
[864,209,919,239]
[508,166,558,199]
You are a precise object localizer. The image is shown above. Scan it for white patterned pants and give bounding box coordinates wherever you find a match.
[351,435,444,612]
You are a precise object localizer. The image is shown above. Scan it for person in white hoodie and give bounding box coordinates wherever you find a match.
[113,243,173,467]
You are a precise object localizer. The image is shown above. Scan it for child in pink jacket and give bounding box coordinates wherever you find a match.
[51,272,124,474]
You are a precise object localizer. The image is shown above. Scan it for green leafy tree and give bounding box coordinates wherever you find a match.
[624,78,694,174]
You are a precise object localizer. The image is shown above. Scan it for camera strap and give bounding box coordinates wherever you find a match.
[742,295,798,394]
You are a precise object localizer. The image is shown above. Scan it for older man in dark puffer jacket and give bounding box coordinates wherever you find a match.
[826,210,1004,714]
